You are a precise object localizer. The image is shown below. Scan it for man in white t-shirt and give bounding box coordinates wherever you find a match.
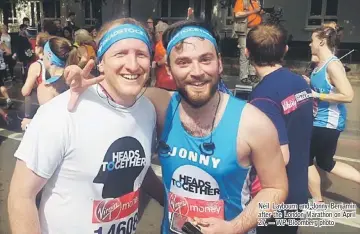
[8,19,163,234]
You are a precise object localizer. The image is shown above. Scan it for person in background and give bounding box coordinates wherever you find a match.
[306,21,346,76]
[13,24,34,83]
[1,24,16,80]
[88,26,97,38]
[53,19,64,37]
[63,26,73,43]
[73,29,96,68]
[233,0,262,85]
[66,12,77,31]
[306,25,359,203]
[153,21,176,91]
[27,27,38,63]
[247,24,313,234]
[147,18,155,52]
[147,18,154,34]
[0,40,13,109]
[23,17,30,26]
[43,21,58,36]
[21,32,51,130]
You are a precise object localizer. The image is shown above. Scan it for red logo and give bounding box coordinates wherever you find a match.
[281,95,298,115]
[168,192,224,219]
[92,190,139,223]
[94,199,121,223]
[169,193,189,216]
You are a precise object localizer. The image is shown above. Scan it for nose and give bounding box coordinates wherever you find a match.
[190,61,204,79]
[124,53,140,73]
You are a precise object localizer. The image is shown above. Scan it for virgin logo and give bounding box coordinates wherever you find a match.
[95,199,121,223]
[281,95,298,114]
[169,193,189,216]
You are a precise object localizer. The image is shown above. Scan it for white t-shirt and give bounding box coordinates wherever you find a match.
[15,85,156,234]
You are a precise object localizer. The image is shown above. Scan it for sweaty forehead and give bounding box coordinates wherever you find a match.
[171,37,217,57]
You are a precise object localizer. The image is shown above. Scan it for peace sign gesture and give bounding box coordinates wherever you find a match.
[64,59,105,111]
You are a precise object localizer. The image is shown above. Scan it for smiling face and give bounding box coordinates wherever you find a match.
[168,37,222,108]
[98,38,151,100]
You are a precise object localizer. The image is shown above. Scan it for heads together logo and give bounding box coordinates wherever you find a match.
[168,165,224,219]
[93,136,147,198]
[92,137,147,223]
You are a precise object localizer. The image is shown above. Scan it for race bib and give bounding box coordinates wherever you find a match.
[168,192,224,234]
[92,190,139,234]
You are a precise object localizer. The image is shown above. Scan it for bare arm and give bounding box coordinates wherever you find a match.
[141,167,164,206]
[230,104,288,233]
[281,144,290,165]
[144,87,173,136]
[8,160,47,234]
[314,61,354,103]
[235,10,260,18]
[22,62,40,96]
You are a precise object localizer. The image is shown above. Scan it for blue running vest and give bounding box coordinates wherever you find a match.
[158,92,252,234]
[310,56,347,131]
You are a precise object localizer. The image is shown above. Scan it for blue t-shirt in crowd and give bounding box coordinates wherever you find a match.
[249,67,313,205]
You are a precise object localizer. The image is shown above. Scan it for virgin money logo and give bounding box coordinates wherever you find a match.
[95,199,121,223]
[169,193,189,216]
[281,95,298,115]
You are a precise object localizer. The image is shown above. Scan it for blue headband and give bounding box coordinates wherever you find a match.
[166,26,218,57]
[97,24,152,60]
[44,42,66,68]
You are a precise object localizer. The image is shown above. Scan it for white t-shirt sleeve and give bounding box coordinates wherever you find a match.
[14,106,69,179]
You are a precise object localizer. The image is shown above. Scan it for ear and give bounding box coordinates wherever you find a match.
[218,53,223,75]
[98,59,104,73]
[285,45,289,54]
[165,62,171,77]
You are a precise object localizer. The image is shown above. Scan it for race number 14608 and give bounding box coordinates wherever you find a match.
[94,213,139,234]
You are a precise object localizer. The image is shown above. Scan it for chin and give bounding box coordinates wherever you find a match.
[179,85,216,108]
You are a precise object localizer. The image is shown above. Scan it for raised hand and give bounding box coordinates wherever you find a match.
[64,59,104,112]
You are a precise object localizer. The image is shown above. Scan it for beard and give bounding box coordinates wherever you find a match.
[177,81,218,108]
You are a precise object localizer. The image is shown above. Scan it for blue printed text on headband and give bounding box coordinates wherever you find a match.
[166,26,218,57]
[97,24,152,60]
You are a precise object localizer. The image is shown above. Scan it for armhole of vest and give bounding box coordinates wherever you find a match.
[36,61,42,78]
[221,97,246,146]
[325,58,339,88]
[228,97,250,170]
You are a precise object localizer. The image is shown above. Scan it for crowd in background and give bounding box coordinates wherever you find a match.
[0,13,177,126]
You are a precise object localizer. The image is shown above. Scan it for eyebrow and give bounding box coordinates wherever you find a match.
[174,52,215,62]
[111,48,150,55]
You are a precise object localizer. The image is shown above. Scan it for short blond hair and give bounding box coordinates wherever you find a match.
[74,29,93,45]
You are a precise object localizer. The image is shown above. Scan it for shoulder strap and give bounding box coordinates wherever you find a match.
[37,60,46,82]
